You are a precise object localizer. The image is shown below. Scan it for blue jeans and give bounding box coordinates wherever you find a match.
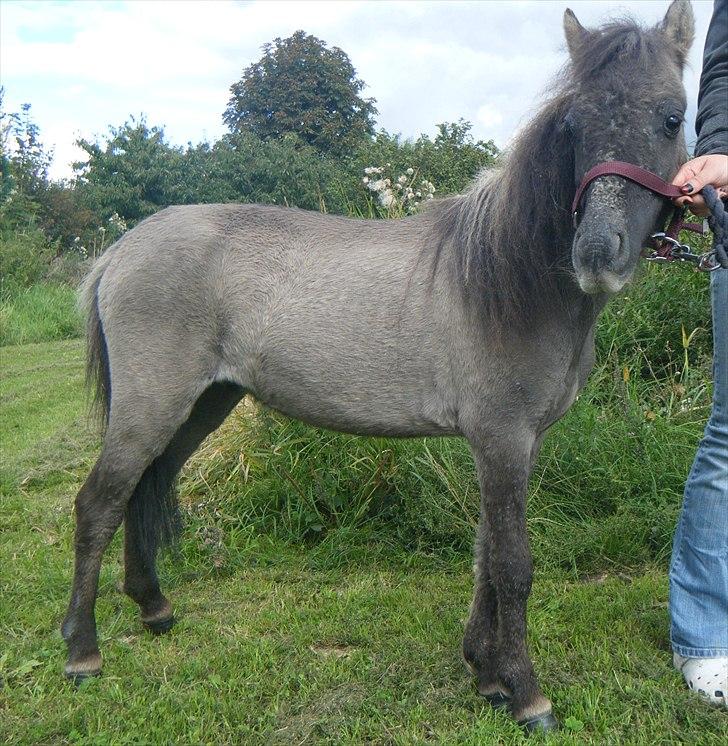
[670,268,728,658]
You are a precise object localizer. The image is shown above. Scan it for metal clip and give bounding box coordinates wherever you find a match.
[645,232,720,272]
[698,251,722,272]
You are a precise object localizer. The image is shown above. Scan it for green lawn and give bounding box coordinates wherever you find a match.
[1,340,726,744]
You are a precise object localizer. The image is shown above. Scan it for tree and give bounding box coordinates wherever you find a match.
[74,118,187,224]
[224,31,377,156]
[0,91,53,231]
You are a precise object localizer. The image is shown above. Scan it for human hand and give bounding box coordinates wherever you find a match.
[671,154,728,216]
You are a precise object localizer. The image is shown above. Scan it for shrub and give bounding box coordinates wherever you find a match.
[0,227,54,300]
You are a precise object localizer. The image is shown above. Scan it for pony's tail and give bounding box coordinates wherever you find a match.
[79,254,113,430]
[126,454,183,566]
[79,253,181,564]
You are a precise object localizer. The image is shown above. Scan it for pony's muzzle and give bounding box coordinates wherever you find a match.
[572,227,630,294]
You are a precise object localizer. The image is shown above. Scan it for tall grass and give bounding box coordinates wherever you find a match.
[1,228,86,347]
[0,284,83,346]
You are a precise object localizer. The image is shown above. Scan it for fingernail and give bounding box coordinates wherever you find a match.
[683,183,694,194]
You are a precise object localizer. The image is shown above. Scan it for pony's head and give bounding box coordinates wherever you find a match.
[566,0,694,294]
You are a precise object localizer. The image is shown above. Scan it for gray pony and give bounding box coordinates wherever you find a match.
[62,1,694,732]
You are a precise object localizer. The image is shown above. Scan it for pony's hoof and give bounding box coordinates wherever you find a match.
[143,615,175,635]
[518,711,560,733]
[64,669,101,687]
[481,690,511,709]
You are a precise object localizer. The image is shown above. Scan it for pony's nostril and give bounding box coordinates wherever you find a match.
[616,231,628,259]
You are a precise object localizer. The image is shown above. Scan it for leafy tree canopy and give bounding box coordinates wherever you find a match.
[0,91,53,231]
[73,117,187,223]
[224,31,377,156]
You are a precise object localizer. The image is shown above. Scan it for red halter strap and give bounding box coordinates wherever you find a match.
[571,160,706,265]
[571,160,683,216]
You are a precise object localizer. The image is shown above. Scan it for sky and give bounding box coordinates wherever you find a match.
[0,0,716,181]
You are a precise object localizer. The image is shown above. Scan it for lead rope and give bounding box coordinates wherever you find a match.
[702,185,728,270]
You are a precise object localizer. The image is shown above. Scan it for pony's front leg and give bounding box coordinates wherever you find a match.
[466,434,558,732]
[462,516,504,705]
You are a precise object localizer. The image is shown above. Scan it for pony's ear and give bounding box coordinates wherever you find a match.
[563,8,589,59]
[661,0,694,65]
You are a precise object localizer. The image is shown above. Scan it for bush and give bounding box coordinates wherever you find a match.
[352,121,498,200]
[70,117,499,233]
[185,132,348,212]
[0,228,54,300]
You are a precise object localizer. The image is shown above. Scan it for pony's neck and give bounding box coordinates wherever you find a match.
[448,93,583,327]
[430,90,598,332]
[498,107,608,329]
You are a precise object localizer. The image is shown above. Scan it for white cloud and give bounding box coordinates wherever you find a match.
[0,0,716,179]
[477,106,504,130]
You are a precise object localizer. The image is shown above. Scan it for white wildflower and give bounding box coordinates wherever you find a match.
[379,191,396,208]
[360,162,436,217]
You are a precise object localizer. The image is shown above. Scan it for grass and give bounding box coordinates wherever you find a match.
[0,283,83,347]
[1,329,727,744]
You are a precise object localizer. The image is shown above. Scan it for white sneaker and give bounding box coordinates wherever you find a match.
[673,653,728,708]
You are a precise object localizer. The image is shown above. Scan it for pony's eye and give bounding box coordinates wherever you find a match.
[664,114,682,136]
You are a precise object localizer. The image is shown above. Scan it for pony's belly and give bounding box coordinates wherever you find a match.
[241,343,456,438]
[262,399,450,437]
[252,377,455,438]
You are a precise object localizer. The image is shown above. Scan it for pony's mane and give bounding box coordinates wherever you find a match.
[430,17,667,326]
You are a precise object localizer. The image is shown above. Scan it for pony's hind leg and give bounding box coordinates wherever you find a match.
[61,436,157,681]
[122,382,244,632]
[62,373,223,680]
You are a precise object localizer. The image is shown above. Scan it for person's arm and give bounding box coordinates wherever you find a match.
[672,0,728,214]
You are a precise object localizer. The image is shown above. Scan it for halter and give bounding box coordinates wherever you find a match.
[572,160,719,272]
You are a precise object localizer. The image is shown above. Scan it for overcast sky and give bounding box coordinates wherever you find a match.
[0,0,715,180]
